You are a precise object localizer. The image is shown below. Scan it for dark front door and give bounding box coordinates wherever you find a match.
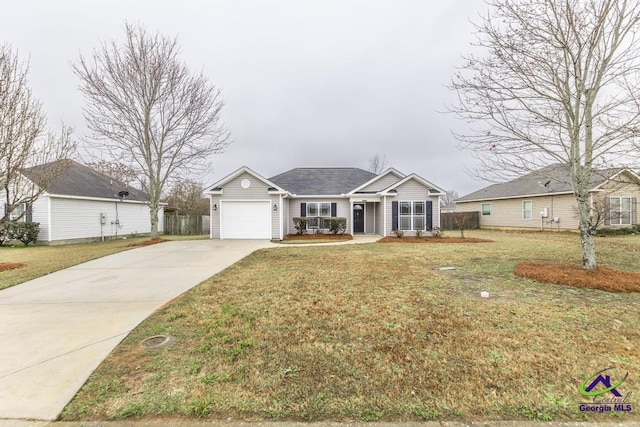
[353,204,365,233]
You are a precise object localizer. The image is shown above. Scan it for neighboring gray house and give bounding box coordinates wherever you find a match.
[1,159,162,244]
[455,164,640,230]
[205,166,445,239]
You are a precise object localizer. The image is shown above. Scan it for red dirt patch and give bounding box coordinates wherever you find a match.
[283,234,353,241]
[126,238,169,248]
[0,262,26,272]
[515,262,640,293]
[377,236,492,243]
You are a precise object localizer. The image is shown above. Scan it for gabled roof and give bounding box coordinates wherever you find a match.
[269,167,377,195]
[21,159,150,202]
[205,166,287,194]
[456,164,630,203]
[347,168,406,194]
[379,173,446,195]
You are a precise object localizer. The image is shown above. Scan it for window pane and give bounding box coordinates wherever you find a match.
[400,202,411,215]
[320,203,331,217]
[621,212,631,225]
[523,201,532,219]
[307,217,319,228]
[611,198,621,211]
[482,204,491,215]
[414,201,424,215]
[414,216,424,230]
[307,203,318,216]
[621,197,631,211]
[400,217,411,230]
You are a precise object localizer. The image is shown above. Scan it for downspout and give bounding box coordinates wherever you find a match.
[47,195,52,242]
[209,194,213,239]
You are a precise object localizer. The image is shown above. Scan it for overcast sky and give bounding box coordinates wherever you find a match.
[2,0,488,195]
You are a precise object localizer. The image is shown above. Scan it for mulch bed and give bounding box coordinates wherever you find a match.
[515,261,640,293]
[283,234,353,241]
[0,262,26,272]
[125,238,169,248]
[377,236,492,243]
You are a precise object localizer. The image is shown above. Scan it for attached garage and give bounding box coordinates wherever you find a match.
[220,200,271,239]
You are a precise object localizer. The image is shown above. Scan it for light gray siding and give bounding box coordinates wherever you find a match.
[49,197,156,242]
[31,197,49,241]
[359,172,403,192]
[384,179,440,236]
[365,202,375,233]
[376,201,384,236]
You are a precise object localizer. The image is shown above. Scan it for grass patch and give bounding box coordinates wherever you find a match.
[61,230,640,422]
[0,262,26,272]
[377,236,492,243]
[515,262,640,292]
[0,235,201,290]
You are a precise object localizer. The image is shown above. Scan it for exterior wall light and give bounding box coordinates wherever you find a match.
[213,204,218,211]
[273,204,278,211]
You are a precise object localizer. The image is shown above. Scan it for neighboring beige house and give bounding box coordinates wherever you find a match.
[455,164,640,231]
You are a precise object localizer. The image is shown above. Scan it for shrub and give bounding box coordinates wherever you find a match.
[328,217,347,235]
[432,227,442,238]
[596,225,640,236]
[292,217,308,236]
[392,229,404,238]
[0,222,40,245]
[415,227,423,238]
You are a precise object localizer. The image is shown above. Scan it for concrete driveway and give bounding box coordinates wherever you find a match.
[0,239,275,421]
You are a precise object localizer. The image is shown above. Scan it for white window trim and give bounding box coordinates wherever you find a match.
[306,202,332,230]
[522,200,533,220]
[609,196,632,225]
[398,200,426,231]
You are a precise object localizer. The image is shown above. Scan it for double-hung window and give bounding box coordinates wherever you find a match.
[307,202,331,229]
[522,200,532,220]
[9,203,27,222]
[610,197,632,225]
[399,201,425,231]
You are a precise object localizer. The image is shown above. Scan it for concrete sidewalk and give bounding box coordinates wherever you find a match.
[0,239,275,421]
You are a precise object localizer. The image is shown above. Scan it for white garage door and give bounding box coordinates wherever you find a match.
[221,201,271,239]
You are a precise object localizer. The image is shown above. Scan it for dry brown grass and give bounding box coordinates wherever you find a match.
[0,262,25,272]
[61,230,640,423]
[378,236,492,243]
[515,262,640,292]
[125,238,169,248]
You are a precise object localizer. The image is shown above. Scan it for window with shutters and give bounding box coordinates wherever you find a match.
[399,201,425,231]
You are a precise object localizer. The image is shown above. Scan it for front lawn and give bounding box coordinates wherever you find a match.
[61,230,640,422]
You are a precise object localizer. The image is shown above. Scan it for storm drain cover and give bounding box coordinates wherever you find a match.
[140,335,174,350]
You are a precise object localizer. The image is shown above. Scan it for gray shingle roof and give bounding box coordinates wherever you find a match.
[457,164,624,202]
[21,159,150,202]
[269,167,377,195]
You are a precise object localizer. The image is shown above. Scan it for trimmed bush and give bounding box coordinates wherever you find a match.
[292,217,308,236]
[596,225,640,236]
[0,222,40,245]
[328,217,347,235]
[392,229,404,238]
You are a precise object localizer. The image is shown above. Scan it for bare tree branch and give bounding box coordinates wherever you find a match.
[73,23,230,238]
[0,43,76,223]
[449,0,640,269]
[366,153,388,174]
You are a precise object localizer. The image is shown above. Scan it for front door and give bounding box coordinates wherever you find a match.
[353,204,365,233]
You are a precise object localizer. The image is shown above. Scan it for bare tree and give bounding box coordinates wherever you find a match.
[164,179,208,215]
[449,0,640,269]
[366,153,388,174]
[73,23,230,238]
[86,160,138,187]
[0,43,75,224]
[441,190,459,207]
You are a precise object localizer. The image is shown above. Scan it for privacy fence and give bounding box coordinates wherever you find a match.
[440,211,480,231]
[163,214,210,235]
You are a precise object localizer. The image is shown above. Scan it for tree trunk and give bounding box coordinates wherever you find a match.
[576,193,597,269]
[149,203,159,239]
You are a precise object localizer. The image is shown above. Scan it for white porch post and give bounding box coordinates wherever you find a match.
[383,195,387,237]
[350,200,353,235]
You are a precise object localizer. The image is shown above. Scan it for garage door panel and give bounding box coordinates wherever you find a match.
[221,201,271,239]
